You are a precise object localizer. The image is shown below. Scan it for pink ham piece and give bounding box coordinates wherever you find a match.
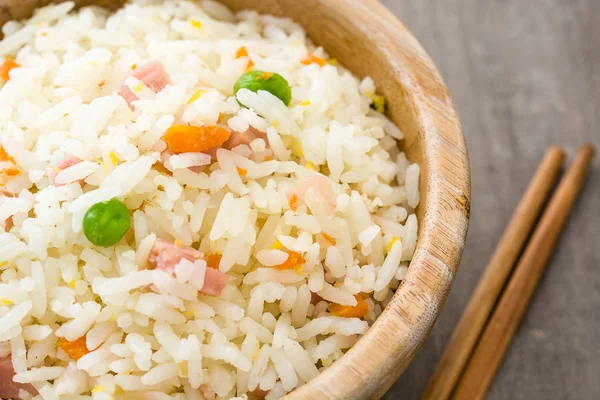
[223,126,268,150]
[292,174,337,215]
[202,146,219,161]
[117,61,170,109]
[0,356,37,398]
[51,155,82,186]
[148,238,230,296]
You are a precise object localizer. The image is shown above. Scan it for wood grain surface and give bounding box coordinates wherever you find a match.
[380,1,600,399]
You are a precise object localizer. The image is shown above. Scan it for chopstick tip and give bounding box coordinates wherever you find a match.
[579,143,596,157]
[546,146,566,163]
[547,145,566,155]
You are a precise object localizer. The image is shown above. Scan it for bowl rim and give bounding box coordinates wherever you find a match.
[282,1,471,399]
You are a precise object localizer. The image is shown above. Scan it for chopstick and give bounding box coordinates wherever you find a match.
[421,146,566,400]
[450,144,595,400]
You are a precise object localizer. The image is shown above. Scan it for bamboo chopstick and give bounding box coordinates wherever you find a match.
[451,144,596,400]
[421,146,566,400]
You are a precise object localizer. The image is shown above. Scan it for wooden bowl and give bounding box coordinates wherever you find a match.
[0,1,470,398]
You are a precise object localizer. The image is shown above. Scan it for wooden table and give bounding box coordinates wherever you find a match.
[380,1,600,399]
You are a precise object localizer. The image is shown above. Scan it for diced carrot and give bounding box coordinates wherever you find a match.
[329,294,368,318]
[321,232,336,246]
[0,145,14,163]
[301,54,327,67]
[288,193,298,212]
[236,166,247,176]
[163,125,231,153]
[274,251,306,271]
[58,336,90,361]
[0,187,14,197]
[235,46,255,71]
[2,167,19,176]
[235,46,249,59]
[1,166,20,185]
[0,58,20,81]
[205,252,222,269]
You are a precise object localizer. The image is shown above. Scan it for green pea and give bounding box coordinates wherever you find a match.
[234,70,292,106]
[83,198,131,247]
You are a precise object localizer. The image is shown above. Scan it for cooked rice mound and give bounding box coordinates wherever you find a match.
[0,1,421,399]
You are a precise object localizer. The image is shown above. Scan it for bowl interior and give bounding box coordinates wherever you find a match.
[0,1,470,398]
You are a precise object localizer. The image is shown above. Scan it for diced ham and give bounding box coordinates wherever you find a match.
[149,238,203,269]
[148,238,230,296]
[203,146,219,161]
[201,267,232,297]
[0,356,37,398]
[160,150,178,173]
[131,61,171,93]
[117,85,139,107]
[293,174,337,215]
[117,61,171,108]
[223,126,269,150]
[51,155,82,186]
[56,155,83,171]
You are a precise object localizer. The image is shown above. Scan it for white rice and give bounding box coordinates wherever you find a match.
[0,0,421,398]
[13,366,66,383]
